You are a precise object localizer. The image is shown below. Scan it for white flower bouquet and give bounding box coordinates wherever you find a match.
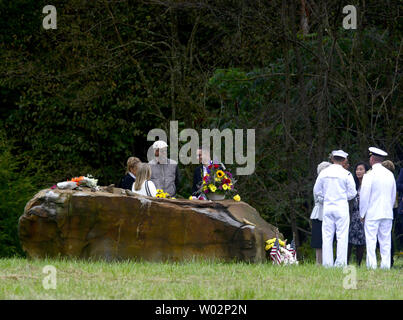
[265,238,298,265]
[56,175,99,190]
[281,246,299,265]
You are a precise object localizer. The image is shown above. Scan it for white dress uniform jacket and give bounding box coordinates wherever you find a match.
[313,164,357,267]
[359,163,396,269]
[359,163,396,221]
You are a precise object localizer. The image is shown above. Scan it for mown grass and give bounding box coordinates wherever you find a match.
[0,257,402,300]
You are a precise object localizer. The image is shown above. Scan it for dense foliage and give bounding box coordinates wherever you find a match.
[0,0,401,257]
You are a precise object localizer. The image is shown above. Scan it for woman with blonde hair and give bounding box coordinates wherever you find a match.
[118,157,141,190]
[132,163,157,197]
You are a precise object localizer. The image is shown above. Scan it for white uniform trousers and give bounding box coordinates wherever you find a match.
[364,219,393,269]
[322,210,349,267]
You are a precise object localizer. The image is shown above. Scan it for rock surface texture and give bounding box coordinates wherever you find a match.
[19,188,282,262]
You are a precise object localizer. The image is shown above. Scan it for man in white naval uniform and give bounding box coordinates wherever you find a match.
[360,147,396,269]
[314,150,357,267]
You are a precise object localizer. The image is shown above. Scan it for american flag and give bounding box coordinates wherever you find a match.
[270,238,282,265]
[289,239,296,258]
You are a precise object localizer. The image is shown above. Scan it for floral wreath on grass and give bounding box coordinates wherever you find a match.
[265,237,298,265]
[189,161,241,201]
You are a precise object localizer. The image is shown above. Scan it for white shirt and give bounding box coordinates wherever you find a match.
[132,180,157,197]
[359,163,396,221]
[203,165,208,177]
[313,164,357,211]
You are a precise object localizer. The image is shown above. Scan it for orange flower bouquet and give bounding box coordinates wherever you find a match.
[69,175,98,188]
[70,176,85,185]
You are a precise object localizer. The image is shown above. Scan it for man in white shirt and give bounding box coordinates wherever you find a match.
[314,150,357,267]
[192,148,211,195]
[191,147,227,196]
[360,147,396,269]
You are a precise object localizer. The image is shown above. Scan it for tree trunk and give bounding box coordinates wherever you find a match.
[300,0,309,36]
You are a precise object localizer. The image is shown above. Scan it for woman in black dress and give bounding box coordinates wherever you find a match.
[348,162,369,266]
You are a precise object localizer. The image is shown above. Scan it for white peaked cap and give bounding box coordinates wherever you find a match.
[369,147,388,157]
[152,140,168,149]
[331,150,349,159]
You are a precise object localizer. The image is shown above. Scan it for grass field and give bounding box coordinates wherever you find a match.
[0,257,402,300]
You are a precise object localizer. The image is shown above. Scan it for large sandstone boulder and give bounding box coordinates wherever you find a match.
[18,188,282,262]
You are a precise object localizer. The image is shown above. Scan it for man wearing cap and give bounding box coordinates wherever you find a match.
[360,147,396,269]
[149,140,180,197]
[314,150,357,267]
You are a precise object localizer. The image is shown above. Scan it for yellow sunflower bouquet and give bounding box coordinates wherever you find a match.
[156,189,176,199]
[198,162,241,201]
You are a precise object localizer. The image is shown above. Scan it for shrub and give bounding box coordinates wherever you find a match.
[0,130,37,257]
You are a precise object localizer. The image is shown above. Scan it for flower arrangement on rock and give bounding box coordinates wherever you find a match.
[156,189,176,199]
[70,175,98,188]
[55,174,99,190]
[196,162,241,201]
[265,237,298,265]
